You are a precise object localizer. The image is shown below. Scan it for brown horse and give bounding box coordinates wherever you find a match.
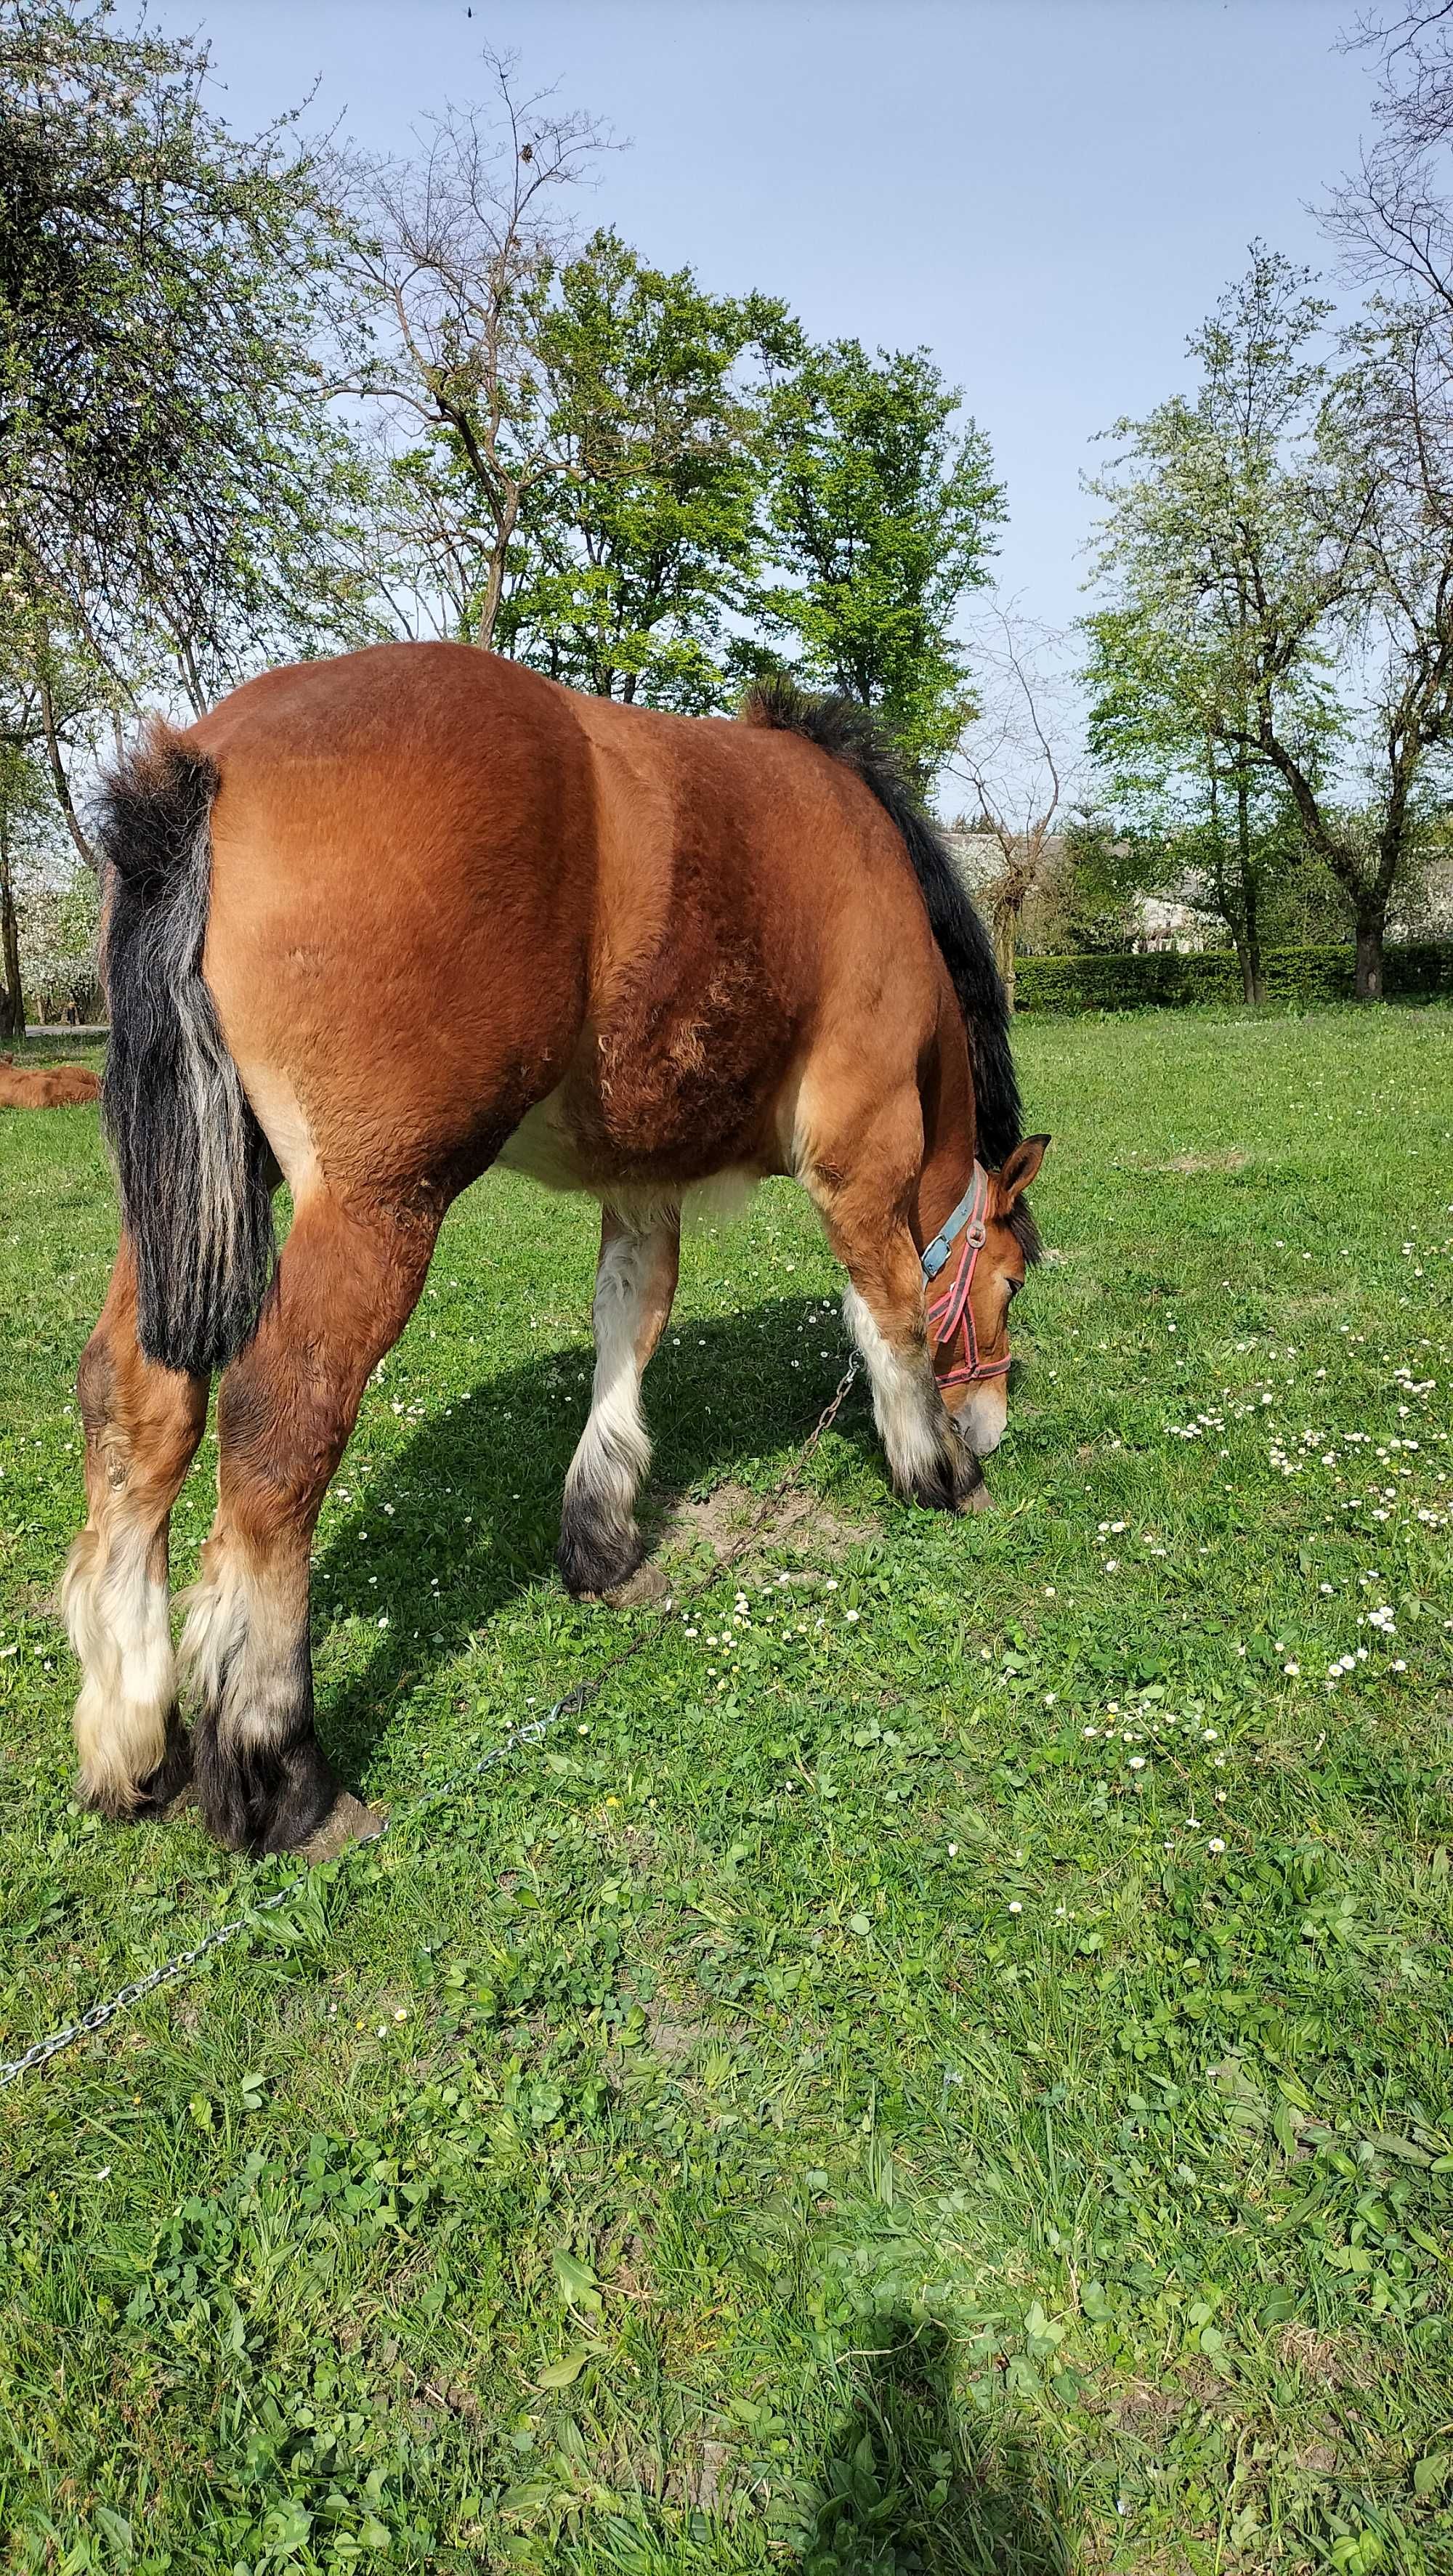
[0,1054,100,1106]
[62,645,1047,1855]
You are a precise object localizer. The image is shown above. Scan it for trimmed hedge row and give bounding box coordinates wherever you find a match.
[1013,941,1453,1015]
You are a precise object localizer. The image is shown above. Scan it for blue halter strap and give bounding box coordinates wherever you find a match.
[920,1163,989,1283]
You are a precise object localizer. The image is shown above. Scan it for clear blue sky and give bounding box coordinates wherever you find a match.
[157,0,1373,638]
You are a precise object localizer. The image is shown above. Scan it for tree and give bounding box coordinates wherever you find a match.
[1274,299,1453,992]
[1084,246,1453,999]
[0,742,38,1037]
[0,627,100,1030]
[0,722,99,1038]
[1054,813,1168,954]
[341,52,609,654]
[1313,9,1453,987]
[1082,599,1328,1000]
[1326,1,1453,306]
[756,338,1004,785]
[10,819,100,1024]
[951,611,1080,1008]
[496,230,793,709]
[0,0,366,749]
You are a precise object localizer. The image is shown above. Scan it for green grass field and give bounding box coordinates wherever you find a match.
[2,1008,1452,2576]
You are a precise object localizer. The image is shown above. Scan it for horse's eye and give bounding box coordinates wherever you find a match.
[1005,1277,1023,1302]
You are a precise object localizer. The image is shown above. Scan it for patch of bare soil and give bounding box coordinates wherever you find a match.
[691,2439,732,2511]
[1101,2368,1221,2442]
[643,2001,701,2064]
[1292,2437,1343,2476]
[1274,2322,1375,2391]
[1159,1150,1250,1175]
[645,1479,876,1573]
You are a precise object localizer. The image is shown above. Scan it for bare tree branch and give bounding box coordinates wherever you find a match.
[949,607,1083,1008]
[337,49,612,649]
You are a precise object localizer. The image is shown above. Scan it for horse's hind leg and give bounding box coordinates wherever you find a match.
[558,1207,680,1597]
[62,1242,209,1817]
[182,1191,439,1852]
[803,1084,983,1512]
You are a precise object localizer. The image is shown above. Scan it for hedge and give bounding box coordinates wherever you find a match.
[1013,941,1453,1016]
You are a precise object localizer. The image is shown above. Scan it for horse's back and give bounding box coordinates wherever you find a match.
[186,643,942,1200]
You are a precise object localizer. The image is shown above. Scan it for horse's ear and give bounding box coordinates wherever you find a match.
[998,1135,1049,1204]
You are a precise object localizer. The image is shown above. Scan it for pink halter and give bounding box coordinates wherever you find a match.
[920,1162,1011,1388]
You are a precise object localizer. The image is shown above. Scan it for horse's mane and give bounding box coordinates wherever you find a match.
[740,679,1022,1167]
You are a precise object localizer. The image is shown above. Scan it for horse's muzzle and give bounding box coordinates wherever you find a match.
[956,1381,1009,1457]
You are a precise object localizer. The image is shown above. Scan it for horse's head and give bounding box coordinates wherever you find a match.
[928,1135,1048,1457]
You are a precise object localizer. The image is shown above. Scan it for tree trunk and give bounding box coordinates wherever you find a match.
[477,484,524,655]
[997,910,1018,1018]
[36,660,97,872]
[1239,894,1266,1005]
[1236,772,1265,1003]
[0,810,24,1042]
[1355,907,1385,1001]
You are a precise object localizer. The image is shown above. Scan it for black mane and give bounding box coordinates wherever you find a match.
[741,679,1022,1166]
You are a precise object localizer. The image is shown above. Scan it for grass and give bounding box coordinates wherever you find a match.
[1,1005,1452,2576]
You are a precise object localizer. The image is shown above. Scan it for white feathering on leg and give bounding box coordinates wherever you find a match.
[841,1284,947,1494]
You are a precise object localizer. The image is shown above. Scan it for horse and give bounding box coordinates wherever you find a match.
[62,644,1048,1857]
[0,1054,101,1107]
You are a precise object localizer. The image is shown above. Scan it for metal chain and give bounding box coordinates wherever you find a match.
[1,1357,860,2091]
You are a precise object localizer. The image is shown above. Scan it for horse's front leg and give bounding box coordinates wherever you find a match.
[558,1206,681,1599]
[803,1082,985,1514]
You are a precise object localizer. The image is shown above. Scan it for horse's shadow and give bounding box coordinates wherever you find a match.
[787,2315,1077,2574]
[313,1295,881,1784]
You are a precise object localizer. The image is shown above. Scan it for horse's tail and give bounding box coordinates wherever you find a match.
[740,679,1022,1165]
[98,724,275,1374]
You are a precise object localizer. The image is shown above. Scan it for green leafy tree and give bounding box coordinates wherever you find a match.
[1082,597,1334,1001]
[0,0,368,820]
[756,339,1004,785]
[0,623,100,1030]
[0,737,42,1037]
[13,829,100,1022]
[1088,244,1453,997]
[1053,814,1162,954]
[1304,299,1453,987]
[496,230,793,709]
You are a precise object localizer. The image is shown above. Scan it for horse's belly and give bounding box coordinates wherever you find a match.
[495,1087,594,1192]
[495,1080,766,1223]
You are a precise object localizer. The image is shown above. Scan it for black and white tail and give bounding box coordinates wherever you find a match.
[98,726,275,1374]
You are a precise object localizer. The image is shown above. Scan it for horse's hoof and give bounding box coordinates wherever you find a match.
[602,1560,668,1608]
[299,1791,387,1866]
[962,1479,993,1515]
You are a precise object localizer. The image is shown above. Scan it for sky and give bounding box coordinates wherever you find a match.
[154,0,1377,647]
